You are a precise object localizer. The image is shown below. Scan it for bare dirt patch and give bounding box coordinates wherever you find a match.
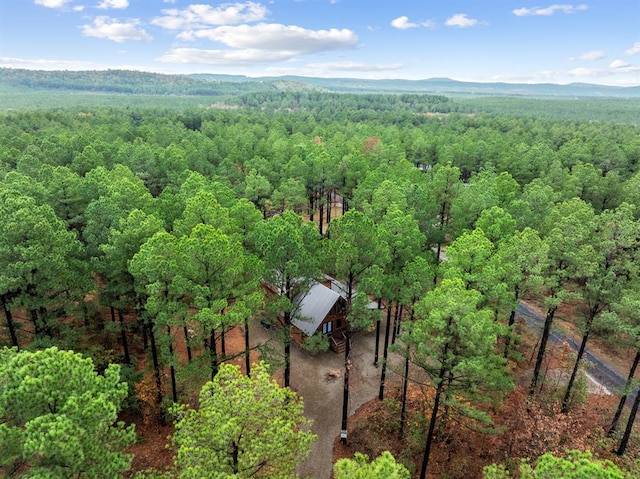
[124,323,253,477]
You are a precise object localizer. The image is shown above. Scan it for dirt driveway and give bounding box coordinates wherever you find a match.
[251,322,395,479]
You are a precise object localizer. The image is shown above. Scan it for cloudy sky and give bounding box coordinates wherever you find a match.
[1,0,639,86]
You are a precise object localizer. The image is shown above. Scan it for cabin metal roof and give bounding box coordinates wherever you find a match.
[291,282,342,336]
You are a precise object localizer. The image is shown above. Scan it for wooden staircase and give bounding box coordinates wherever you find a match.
[330,333,346,354]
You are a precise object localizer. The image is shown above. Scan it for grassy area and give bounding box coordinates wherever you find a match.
[460,96,640,124]
[0,86,234,111]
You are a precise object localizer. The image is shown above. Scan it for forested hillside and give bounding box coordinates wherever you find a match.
[3,68,640,123]
[1,84,640,478]
[0,68,277,96]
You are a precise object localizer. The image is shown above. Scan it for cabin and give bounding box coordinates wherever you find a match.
[264,274,377,353]
[290,278,348,352]
[290,275,377,353]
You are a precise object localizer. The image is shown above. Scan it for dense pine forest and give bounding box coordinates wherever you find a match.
[1,69,640,478]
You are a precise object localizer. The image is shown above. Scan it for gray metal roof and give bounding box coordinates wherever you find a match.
[291,282,341,336]
[326,275,379,309]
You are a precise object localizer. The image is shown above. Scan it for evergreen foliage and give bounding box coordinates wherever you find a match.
[170,362,315,479]
[0,346,136,478]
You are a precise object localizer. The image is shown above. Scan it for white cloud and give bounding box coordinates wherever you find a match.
[567,67,597,77]
[177,23,357,53]
[0,56,99,69]
[306,61,404,72]
[610,59,631,69]
[152,2,268,30]
[0,56,182,74]
[576,50,605,61]
[391,16,417,30]
[157,48,291,65]
[445,13,478,27]
[81,16,153,42]
[568,63,640,81]
[513,4,588,16]
[626,42,640,56]
[97,0,129,9]
[390,16,433,30]
[158,24,357,65]
[34,0,73,7]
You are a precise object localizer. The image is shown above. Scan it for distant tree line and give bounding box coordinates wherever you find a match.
[0,68,276,96]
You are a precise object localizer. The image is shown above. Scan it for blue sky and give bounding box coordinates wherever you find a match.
[1,1,639,85]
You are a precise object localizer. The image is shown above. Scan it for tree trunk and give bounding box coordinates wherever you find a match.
[167,325,178,403]
[284,312,291,388]
[210,329,218,380]
[563,304,600,412]
[117,309,131,365]
[308,193,315,222]
[399,351,410,439]
[378,301,393,400]
[503,307,517,358]
[435,243,443,268]
[244,317,251,376]
[221,326,226,358]
[183,326,192,362]
[374,298,382,366]
[420,357,448,479]
[147,320,165,424]
[82,302,89,328]
[231,441,239,474]
[392,304,403,345]
[30,309,41,336]
[616,383,640,456]
[530,305,557,394]
[504,284,520,359]
[318,191,324,236]
[142,317,148,350]
[340,276,354,444]
[609,349,640,436]
[562,319,593,412]
[434,201,448,268]
[340,326,351,444]
[2,297,19,350]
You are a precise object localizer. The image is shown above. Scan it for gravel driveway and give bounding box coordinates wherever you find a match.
[251,322,390,479]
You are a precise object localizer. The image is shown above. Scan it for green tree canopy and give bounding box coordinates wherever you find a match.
[333,451,410,479]
[0,190,89,344]
[0,346,136,478]
[255,210,322,387]
[399,278,513,479]
[171,362,315,479]
[483,450,625,479]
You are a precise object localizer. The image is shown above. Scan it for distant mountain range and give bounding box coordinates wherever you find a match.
[1,68,639,99]
[189,73,640,98]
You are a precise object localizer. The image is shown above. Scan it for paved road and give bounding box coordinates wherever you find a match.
[516,301,636,401]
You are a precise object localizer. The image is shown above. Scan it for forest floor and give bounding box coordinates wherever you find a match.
[125,321,265,476]
[330,302,640,479]
[125,317,392,479]
[123,299,639,479]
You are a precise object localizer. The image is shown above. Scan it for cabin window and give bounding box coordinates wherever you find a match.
[336,318,343,329]
[322,321,333,335]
